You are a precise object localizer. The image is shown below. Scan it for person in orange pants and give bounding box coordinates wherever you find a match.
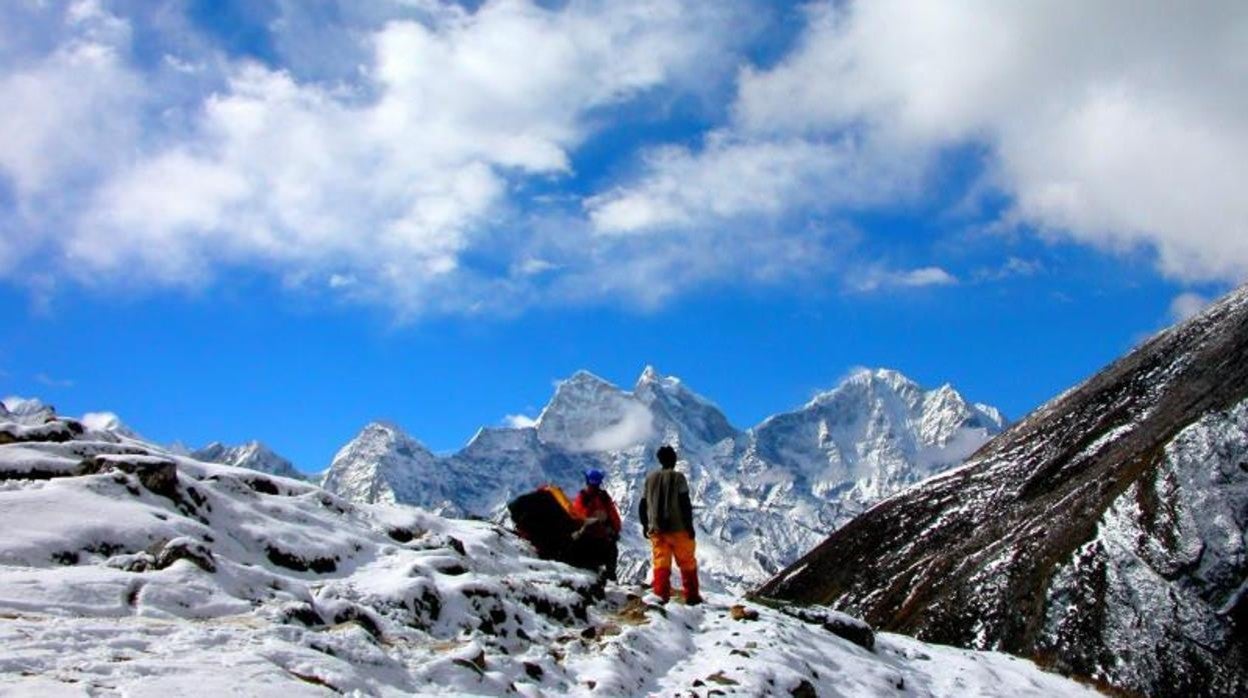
[638,444,701,605]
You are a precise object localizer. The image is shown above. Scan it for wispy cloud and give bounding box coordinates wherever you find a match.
[503,414,538,429]
[851,266,958,293]
[34,373,74,388]
[578,401,655,452]
[1168,292,1210,324]
[973,257,1043,283]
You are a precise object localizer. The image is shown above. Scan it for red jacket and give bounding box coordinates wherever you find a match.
[572,487,622,540]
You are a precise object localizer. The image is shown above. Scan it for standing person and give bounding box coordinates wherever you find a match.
[570,468,622,581]
[638,445,702,605]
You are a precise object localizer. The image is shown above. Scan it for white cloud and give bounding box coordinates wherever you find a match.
[0,28,140,199]
[503,414,538,429]
[0,0,747,315]
[328,274,357,290]
[580,401,655,452]
[1168,292,1210,324]
[587,133,917,235]
[513,258,558,277]
[593,0,1248,291]
[974,257,1042,282]
[5,0,1243,318]
[80,411,123,431]
[851,266,958,293]
[734,0,1248,283]
[537,214,846,309]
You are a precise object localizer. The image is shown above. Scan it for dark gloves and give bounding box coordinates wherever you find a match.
[641,524,649,538]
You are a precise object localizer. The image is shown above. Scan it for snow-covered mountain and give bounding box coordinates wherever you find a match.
[321,367,1006,591]
[1,396,56,424]
[79,411,143,440]
[192,441,305,481]
[0,404,1094,696]
[760,283,1248,697]
[320,422,445,509]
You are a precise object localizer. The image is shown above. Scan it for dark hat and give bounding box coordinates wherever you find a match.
[656,445,677,468]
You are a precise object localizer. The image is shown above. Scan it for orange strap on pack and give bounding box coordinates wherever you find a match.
[538,484,579,520]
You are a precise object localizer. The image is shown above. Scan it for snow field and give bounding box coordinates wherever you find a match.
[0,414,1096,696]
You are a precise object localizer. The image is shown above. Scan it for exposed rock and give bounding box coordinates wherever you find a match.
[264,546,338,574]
[155,537,216,573]
[774,605,875,651]
[0,421,78,445]
[77,455,179,499]
[331,605,383,641]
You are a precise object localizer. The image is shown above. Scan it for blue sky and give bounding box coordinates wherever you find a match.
[1,1,1243,472]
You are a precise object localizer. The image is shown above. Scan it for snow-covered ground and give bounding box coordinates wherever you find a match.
[0,406,1093,696]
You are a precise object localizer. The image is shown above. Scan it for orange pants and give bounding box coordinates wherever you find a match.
[649,530,700,603]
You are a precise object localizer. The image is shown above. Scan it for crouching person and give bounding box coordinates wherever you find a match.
[638,445,702,605]
[571,467,622,581]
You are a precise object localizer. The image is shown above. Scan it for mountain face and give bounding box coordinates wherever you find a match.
[1,396,55,424]
[320,422,445,509]
[321,366,1005,591]
[192,441,304,481]
[758,284,1248,697]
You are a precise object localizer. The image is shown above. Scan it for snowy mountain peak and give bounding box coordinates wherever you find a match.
[808,368,913,407]
[637,364,661,385]
[632,365,683,397]
[79,411,140,439]
[319,421,443,508]
[357,420,414,440]
[342,421,434,463]
[536,372,651,453]
[536,371,625,422]
[632,368,738,448]
[561,369,617,392]
[320,366,1004,591]
[750,368,1006,512]
[0,396,54,425]
[191,440,304,481]
[851,366,914,386]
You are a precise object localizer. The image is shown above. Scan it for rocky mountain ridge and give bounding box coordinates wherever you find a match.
[320,366,1006,591]
[759,283,1248,696]
[191,441,305,481]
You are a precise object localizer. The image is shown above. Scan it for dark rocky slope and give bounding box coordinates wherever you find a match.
[759,284,1248,697]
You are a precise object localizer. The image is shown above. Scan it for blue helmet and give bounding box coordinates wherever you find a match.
[584,468,605,486]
